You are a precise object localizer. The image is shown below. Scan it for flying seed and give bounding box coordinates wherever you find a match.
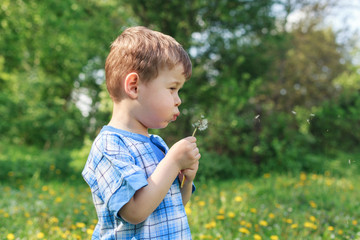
[255,115,260,119]
[291,111,296,115]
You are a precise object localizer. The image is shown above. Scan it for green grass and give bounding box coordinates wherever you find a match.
[1,171,360,240]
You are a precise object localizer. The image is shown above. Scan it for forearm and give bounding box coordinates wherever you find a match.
[119,156,180,224]
[180,180,193,206]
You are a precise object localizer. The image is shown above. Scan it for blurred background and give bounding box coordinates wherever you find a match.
[1,0,359,180]
[1,0,360,239]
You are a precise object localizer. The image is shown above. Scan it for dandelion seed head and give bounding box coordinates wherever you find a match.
[192,117,208,131]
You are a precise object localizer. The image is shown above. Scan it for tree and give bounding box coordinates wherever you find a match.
[0,0,131,148]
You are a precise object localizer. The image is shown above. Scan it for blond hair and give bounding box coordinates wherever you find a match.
[105,26,192,102]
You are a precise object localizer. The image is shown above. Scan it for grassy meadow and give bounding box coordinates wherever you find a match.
[1,169,360,240]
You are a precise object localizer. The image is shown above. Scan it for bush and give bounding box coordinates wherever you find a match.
[310,92,360,152]
[0,141,75,182]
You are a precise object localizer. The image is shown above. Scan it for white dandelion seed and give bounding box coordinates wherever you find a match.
[255,115,260,120]
[310,113,315,117]
[192,117,208,136]
[307,119,310,124]
[292,111,297,115]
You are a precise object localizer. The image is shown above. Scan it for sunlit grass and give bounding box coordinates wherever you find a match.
[1,172,359,239]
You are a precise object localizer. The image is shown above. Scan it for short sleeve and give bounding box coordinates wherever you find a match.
[95,136,148,217]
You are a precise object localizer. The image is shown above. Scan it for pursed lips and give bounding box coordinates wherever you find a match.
[172,112,180,121]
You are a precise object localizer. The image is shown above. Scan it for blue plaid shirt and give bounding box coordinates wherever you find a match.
[82,126,193,240]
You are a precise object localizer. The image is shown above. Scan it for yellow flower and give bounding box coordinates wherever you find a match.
[205,221,216,229]
[263,173,271,178]
[87,228,94,235]
[61,231,70,239]
[227,212,235,218]
[42,186,49,191]
[185,207,192,215]
[338,229,344,235]
[250,208,257,213]
[218,209,225,214]
[309,216,316,222]
[235,196,243,202]
[199,234,213,239]
[55,197,63,203]
[76,222,86,228]
[300,172,307,181]
[50,216,59,224]
[291,223,298,229]
[7,233,15,240]
[270,235,279,240]
[198,201,206,207]
[216,215,225,220]
[51,226,60,232]
[268,213,275,219]
[37,232,45,239]
[253,234,262,240]
[352,220,358,225]
[304,222,317,230]
[309,201,317,208]
[239,227,250,234]
[24,212,30,218]
[259,220,268,226]
[311,174,318,180]
[328,226,334,231]
[285,218,293,224]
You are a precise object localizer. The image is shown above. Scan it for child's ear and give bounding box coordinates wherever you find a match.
[124,72,139,99]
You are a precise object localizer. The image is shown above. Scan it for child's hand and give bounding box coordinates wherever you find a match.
[179,161,199,183]
[167,136,200,171]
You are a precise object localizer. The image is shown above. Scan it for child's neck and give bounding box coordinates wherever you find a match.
[109,101,149,137]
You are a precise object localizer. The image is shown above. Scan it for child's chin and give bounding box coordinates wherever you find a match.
[151,122,169,129]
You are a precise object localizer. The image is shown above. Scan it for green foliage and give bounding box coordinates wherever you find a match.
[0,141,76,181]
[2,172,360,239]
[1,0,359,177]
[0,0,131,147]
[310,92,360,152]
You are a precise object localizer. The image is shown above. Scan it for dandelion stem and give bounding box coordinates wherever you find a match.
[181,117,207,189]
[192,127,198,137]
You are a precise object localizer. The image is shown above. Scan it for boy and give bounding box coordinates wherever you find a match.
[82,26,200,240]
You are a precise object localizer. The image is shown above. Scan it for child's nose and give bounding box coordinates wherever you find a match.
[174,94,181,106]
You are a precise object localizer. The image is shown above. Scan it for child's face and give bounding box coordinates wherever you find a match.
[135,64,186,130]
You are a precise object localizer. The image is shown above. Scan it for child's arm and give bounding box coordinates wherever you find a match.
[118,136,200,225]
[179,162,198,206]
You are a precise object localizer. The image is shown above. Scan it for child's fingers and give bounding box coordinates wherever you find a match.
[183,136,197,143]
[191,147,200,159]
